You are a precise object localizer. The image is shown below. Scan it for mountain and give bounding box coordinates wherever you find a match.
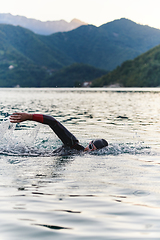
[0,24,73,69]
[1,18,160,87]
[91,44,160,87]
[2,18,160,71]
[0,13,87,35]
[39,18,160,71]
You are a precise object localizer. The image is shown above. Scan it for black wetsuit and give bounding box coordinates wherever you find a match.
[32,114,84,154]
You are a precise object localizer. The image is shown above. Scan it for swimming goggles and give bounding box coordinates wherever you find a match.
[89,142,94,150]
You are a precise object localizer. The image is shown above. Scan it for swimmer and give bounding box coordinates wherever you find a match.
[10,113,108,154]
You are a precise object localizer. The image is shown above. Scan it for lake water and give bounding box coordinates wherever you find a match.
[0,88,160,239]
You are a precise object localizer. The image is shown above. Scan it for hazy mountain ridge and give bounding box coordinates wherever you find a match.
[0,13,87,35]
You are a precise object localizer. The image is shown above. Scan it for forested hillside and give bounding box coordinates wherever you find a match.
[92,44,160,87]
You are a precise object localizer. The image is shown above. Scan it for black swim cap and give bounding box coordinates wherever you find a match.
[92,139,108,149]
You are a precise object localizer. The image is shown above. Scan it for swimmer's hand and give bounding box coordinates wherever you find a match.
[10,112,33,123]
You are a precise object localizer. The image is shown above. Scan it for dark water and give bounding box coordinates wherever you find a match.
[0,88,160,239]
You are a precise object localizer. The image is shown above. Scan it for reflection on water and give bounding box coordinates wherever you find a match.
[0,88,160,239]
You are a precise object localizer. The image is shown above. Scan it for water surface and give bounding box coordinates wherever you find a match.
[0,88,160,239]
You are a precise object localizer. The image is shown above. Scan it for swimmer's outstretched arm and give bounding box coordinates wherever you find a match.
[10,113,84,150]
[10,112,32,123]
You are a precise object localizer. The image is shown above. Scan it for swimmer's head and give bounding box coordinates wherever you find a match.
[84,139,108,151]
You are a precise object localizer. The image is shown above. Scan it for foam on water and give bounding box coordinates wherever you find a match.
[0,119,41,156]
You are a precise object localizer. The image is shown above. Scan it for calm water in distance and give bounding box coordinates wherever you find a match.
[0,88,160,239]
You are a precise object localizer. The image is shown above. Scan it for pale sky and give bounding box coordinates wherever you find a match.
[1,0,160,28]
